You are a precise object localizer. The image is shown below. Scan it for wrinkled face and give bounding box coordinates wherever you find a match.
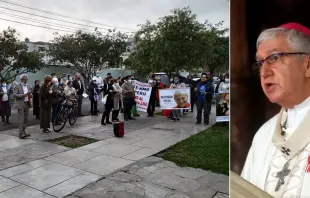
[174,93,188,107]
[256,35,308,106]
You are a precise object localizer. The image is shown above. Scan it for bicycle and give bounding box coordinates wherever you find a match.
[52,96,78,132]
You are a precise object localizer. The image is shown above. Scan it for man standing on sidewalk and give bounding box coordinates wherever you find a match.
[13,74,32,139]
[72,73,85,117]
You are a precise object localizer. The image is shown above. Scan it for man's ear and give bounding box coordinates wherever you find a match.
[305,55,310,77]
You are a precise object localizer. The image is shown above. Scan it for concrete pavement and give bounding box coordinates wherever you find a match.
[0,106,228,197]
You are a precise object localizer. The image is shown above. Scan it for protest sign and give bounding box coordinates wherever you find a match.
[215,93,229,122]
[159,88,191,109]
[133,81,152,112]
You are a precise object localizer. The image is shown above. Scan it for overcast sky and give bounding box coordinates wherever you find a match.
[0,0,229,42]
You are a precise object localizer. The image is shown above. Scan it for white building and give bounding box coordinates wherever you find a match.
[24,38,51,65]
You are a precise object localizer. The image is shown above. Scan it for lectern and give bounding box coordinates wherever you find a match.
[230,171,273,198]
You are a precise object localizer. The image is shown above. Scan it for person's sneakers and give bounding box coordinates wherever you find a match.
[134,114,140,117]
[196,121,201,124]
[204,122,209,125]
[170,118,176,121]
[106,121,112,124]
[129,117,135,120]
[19,133,30,139]
[101,122,106,125]
[43,129,51,133]
[176,118,180,121]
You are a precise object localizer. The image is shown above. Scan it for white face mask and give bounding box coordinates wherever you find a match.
[115,83,119,86]
[148,80,154,84]
[128,80,132,83]
[225,78,229,83]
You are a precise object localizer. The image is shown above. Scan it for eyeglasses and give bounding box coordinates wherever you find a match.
[252,52,308,74]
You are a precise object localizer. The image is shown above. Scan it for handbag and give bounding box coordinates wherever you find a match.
[102,95,108,104]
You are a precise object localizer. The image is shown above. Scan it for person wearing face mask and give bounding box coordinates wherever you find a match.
[32,80,41,120]
[88,77,100,116]
[40,75,53,133]
[121,75,135,121]
[0,79,12,124]
[72,73,85,116]
[112,79,122,122]
[64,81,76,100]
[147,76,157,116]
[101,76,115,125]
[92,73,103,113]
[155,76,164,107]
[13,74,32,139]
[129,75,140,117]
[51,78,63,124]
[218,74,230,93]
[187,74,197,112]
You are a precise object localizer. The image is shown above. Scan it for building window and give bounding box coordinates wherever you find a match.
[38,46,46,52]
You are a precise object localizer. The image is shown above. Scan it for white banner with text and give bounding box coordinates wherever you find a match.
[159,88,191,109]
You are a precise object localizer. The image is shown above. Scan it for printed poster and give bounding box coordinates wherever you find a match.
[215,92,229,122]
[159,88,191,109]
[133,81,152,112]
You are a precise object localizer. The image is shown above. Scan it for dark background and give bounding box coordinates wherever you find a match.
[230,0,310,174]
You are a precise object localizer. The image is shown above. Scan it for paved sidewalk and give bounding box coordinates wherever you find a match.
[69,156,228,198]
[0,106,228,197]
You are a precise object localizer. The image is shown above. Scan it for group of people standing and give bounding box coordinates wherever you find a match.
[0,73,84,138]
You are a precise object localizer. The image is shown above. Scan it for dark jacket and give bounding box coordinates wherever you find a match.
[102,83,114,108]
[72,80,84,95]
[32,85,40,116]
[40,84,52,108]
[88,82,100,100]
[51,85,63,104]
[196,81,214,102]
[40,84,52,129]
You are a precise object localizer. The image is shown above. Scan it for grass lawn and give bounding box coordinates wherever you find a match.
[157,123,229,175]
[46,135,99,148]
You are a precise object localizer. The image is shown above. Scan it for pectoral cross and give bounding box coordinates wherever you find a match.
[275,161,291,192]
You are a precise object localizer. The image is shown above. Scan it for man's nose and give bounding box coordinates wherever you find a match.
[260,62,273,78]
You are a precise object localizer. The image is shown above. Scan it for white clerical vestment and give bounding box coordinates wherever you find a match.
[242,96,310,197]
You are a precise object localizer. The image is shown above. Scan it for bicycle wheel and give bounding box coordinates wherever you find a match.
[69,106,78,125]
[53,107,68,132]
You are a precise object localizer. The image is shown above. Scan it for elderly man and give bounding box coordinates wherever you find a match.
[241,23,310,197]
[13,74,32,139]
[72,73,84,116]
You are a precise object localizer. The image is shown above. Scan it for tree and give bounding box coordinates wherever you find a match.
[47,30,127,85]
[124,7,229,77]
[0,27,45,83]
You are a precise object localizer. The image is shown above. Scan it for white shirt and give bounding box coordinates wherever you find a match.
[2,87,8,101]
[242,96,310,197]
[22,84,29,102]
[284,96,310,139]
[93,76,103,86]
[218,82,229,93]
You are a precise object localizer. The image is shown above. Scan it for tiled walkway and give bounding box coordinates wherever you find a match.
[0,107,225,197]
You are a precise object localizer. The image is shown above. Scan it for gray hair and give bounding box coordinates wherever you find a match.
[257,28,310,53]
[20,74,28,80]
[174,90,188,97]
